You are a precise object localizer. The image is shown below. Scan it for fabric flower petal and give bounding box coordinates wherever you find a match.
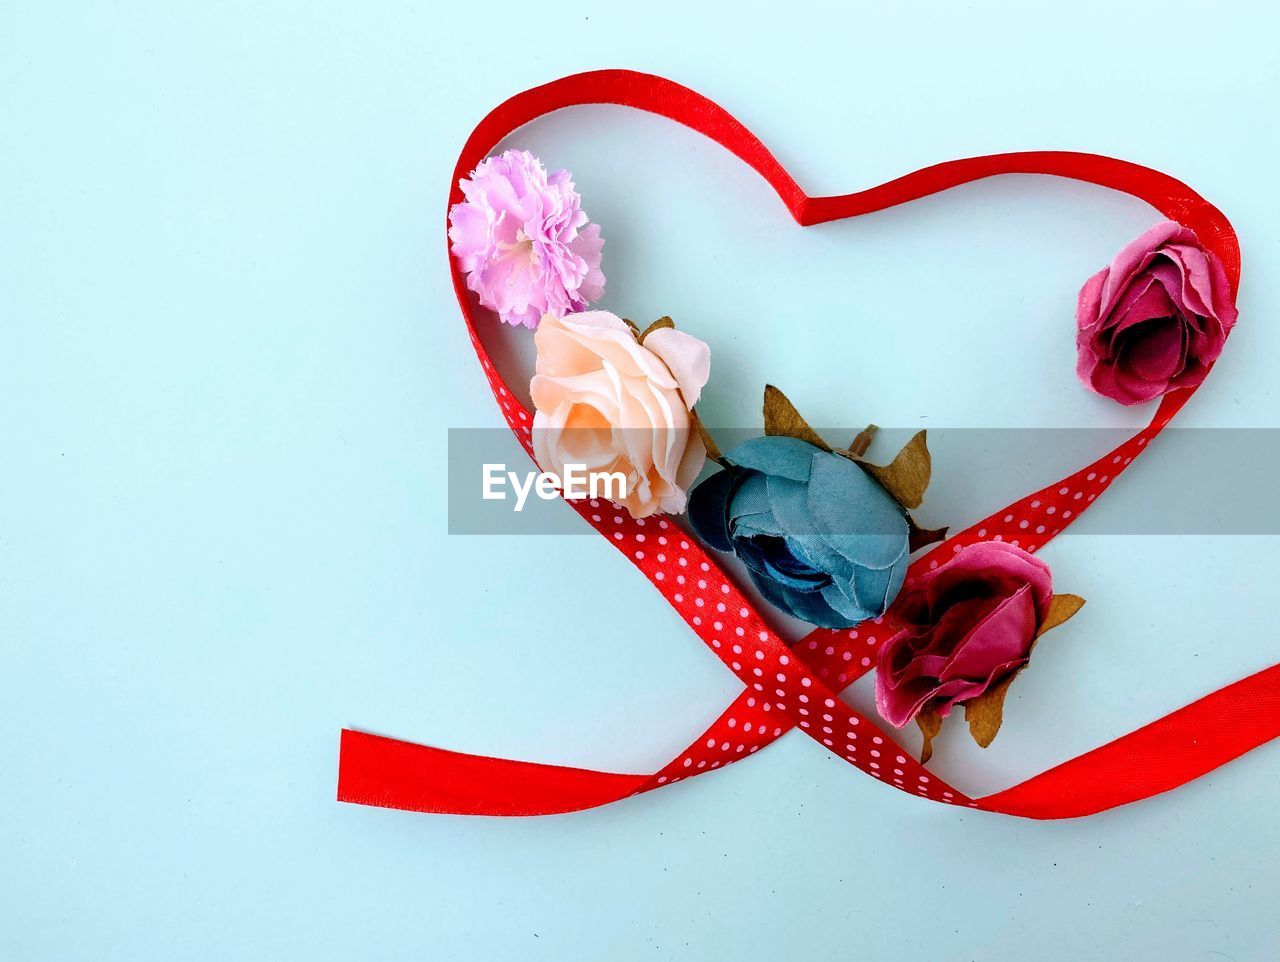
[643,327,712,408]
[531,310,708,518]
[448,150,605,327]
[1076,221,1236,406]
[874,541,1058,730]
[691,437,911,629]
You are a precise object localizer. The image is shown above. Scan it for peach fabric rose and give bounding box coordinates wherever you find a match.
[530,311,710,518]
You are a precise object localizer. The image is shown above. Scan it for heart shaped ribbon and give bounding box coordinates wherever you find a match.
[338,70,1279,819]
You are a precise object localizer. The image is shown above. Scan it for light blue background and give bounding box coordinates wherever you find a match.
[4,2,1280,959]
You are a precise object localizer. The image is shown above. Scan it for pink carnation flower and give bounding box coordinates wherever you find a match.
[448,150,605,329]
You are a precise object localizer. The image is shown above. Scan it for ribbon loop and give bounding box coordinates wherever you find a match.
[337,70,1271,820]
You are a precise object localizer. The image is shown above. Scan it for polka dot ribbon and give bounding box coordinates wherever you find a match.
[338,70,1280,819]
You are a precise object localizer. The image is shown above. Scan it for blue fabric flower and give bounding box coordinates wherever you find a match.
[688,436,910,629]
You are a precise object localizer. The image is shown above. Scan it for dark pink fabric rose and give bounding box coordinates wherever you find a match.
[874,541,1052,728]
[1076,221,1237,406]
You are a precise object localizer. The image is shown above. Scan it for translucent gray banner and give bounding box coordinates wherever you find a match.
[447,427,1280,535]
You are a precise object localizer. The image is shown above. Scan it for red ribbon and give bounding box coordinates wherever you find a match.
[338,70,1275,819]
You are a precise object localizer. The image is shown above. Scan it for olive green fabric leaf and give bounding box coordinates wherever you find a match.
[637,316,675,342]
[906,515,949,553]
[762,384,832,452]
[860,430,931,509]
[691,409,723,463]
[964,673,1017,749]
[1037,593,1086,637]
[917,707,943,764]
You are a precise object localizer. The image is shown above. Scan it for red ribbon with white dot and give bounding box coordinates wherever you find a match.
[337,70,1280,819]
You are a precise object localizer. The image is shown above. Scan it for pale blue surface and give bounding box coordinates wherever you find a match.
[4,2,1280,959]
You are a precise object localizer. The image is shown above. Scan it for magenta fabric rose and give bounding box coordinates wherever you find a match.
[1075,221,1237,405]
[874,541,1054,730]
